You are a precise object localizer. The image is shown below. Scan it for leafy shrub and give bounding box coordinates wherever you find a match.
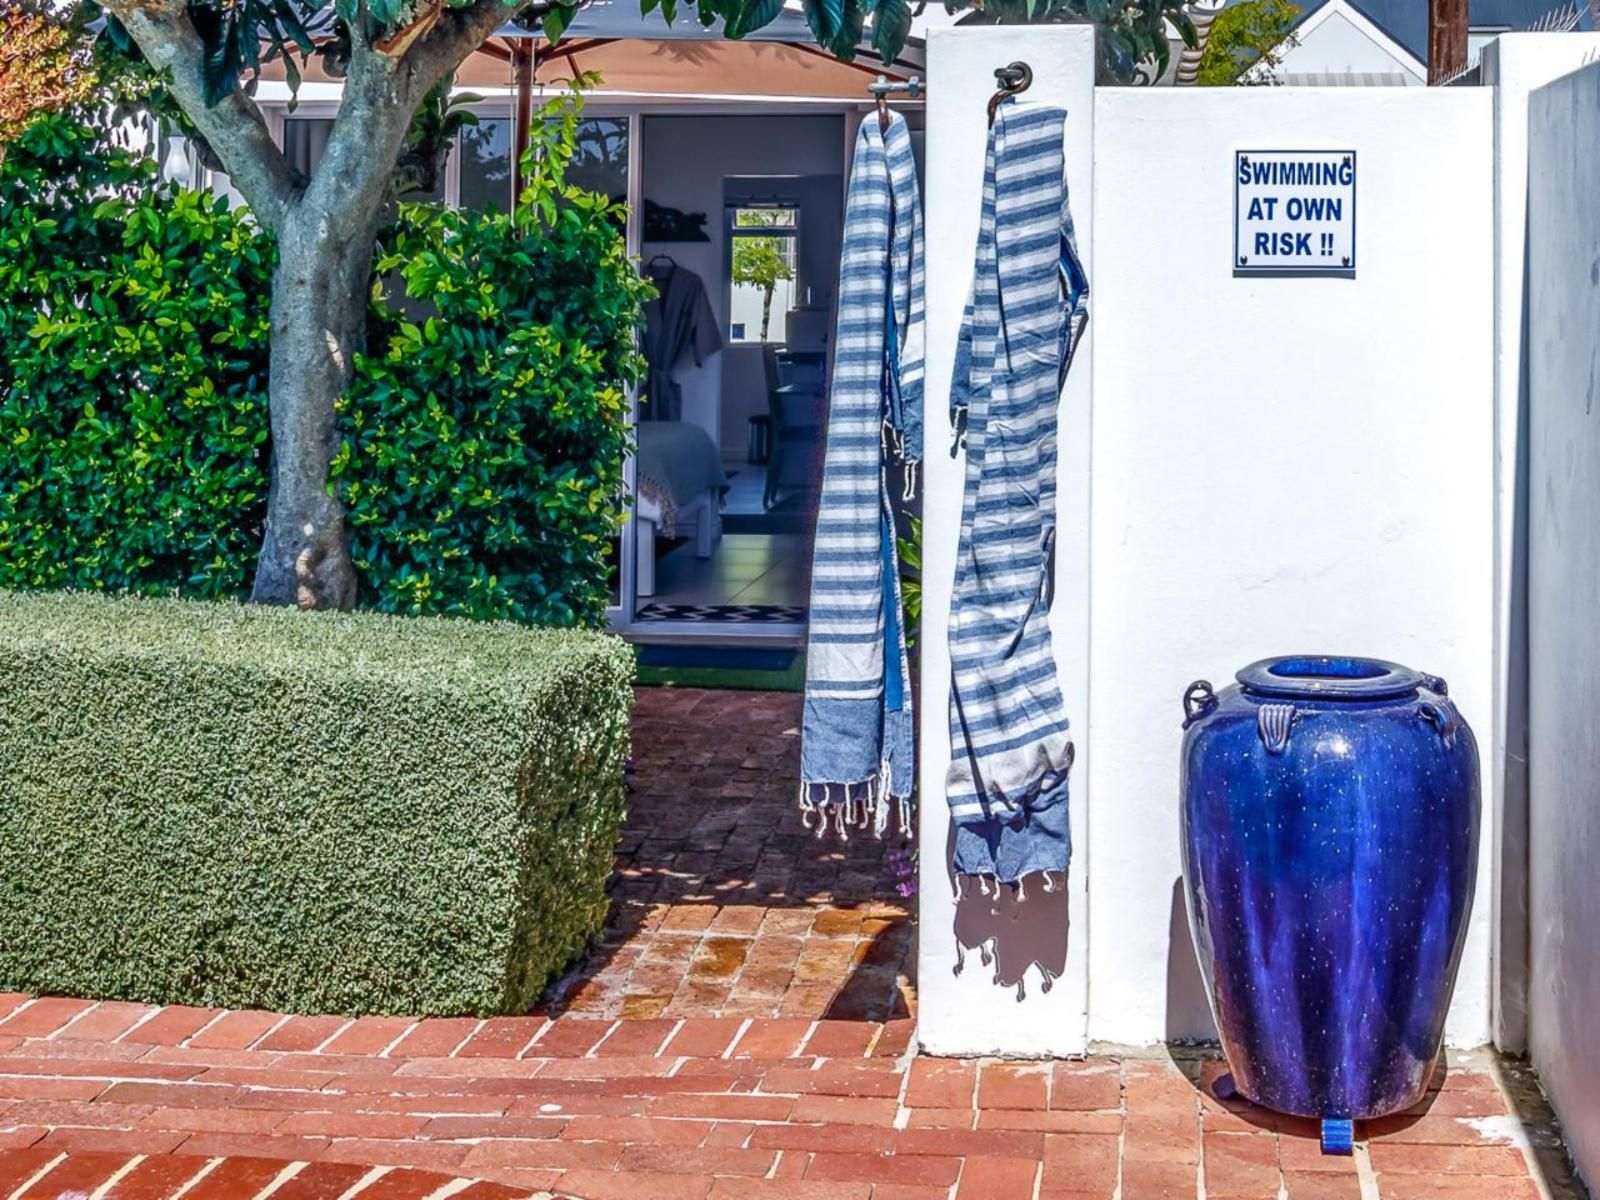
[336,95,650,627]
[1196,0,1300,85]
[0,113,274,599]
[0,93,643,626]
[0,588,634,1015]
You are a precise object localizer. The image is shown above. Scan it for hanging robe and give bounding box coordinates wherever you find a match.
[799,110,925,841]
[945,100,1089,886]
[641,262,723,422]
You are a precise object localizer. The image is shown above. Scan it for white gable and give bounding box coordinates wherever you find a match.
[1250,0,1426,85]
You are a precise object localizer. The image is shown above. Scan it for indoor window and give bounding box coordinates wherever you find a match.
[728,205,799,344]
[459,116,629,213]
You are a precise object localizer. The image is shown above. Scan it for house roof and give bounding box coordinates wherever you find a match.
[1286,0,1590,62]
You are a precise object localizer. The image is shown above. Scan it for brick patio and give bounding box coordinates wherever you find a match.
[0,688,1581,1200]
[563,687,914,1023]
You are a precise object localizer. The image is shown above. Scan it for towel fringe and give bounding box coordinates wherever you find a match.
[799,775,913,843]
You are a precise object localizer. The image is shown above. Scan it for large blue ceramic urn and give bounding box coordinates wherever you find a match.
[1179,657,1480,1126]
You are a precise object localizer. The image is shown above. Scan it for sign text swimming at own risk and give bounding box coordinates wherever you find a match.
[1234,150,1356,276]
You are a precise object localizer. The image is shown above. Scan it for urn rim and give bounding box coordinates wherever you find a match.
[1236,655,1424,701]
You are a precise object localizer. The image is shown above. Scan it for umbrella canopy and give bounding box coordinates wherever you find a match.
[265,1,923,101]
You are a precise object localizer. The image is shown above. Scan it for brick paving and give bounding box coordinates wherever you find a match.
[0,689,1579,1199]
[0,998,1566,1200]
[560,688,913,1023]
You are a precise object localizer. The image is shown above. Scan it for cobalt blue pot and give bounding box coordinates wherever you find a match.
[1179,656,1480,1122]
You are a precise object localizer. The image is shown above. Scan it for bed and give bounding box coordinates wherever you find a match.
[633,420,728,597]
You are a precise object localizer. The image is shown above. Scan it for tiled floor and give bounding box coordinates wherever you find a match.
[649,533,812,609]
[0,689,1581,1200]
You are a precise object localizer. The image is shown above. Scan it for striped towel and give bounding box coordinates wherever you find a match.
[799,110,925,842]
[945,101,1089,887]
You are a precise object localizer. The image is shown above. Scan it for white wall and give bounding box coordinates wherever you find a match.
[640,115,844,445]
[1478,33,1600,1055]
[1087,87,1496,1047]
[1525,56,1600,1195]
[917,24,1096,1057]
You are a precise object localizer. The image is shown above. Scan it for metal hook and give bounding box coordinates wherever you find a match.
[988,61,1033,125]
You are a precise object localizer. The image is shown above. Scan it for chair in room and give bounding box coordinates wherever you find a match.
[762,343,823,510]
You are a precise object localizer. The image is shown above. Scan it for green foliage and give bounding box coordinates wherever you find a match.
[0,93,639,626]
[334,90,649,627]
[897,513,920,648]
[90,0,1193,124]
[396,75,481,199]
[1196,0,1300,85]
[0,588,635,1015]
[0,111,274,599]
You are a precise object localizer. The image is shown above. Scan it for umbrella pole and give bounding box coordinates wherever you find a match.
[511,40,535,206]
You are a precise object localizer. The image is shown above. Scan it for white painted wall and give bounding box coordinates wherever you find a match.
[1477,33,1600,1055]
[1525,56,1600,1195]
[917,24,1096,1057]
[1086,87,1496,1048]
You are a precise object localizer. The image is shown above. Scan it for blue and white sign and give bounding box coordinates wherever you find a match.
[1234,150,1357,276]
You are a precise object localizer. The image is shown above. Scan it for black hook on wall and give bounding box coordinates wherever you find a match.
[988,61,1033,125]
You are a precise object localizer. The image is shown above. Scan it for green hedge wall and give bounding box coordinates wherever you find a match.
[0,112,274,600]
[0,99,645,626]
[0,589,634,1016]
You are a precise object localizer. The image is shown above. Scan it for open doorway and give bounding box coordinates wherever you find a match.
[632,114,845,630]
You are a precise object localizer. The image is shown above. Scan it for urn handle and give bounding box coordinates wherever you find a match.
[1419,697,1459,746]
[1422,673,1449,697]
[1183,680,1218,728]
[1256,703,1298,754]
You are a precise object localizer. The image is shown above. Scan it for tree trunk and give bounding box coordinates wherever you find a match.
[760,285,775,342]
[249,212,374,609]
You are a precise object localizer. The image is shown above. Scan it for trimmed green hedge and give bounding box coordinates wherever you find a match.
[0,589,634,1015]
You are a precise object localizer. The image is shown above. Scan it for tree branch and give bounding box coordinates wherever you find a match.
[297,0,529,237]
[406,0,552,86]
[103,0,299,232]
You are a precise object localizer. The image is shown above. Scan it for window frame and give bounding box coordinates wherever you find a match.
[725,201,802,345]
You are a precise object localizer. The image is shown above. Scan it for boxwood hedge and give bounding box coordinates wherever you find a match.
[0,589,634,1016]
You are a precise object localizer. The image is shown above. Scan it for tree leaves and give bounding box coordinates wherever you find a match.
[543,2,578,42]
[0,111,274,600]
[335,90,648,626]
[726,0,784,39]
[870,0,912,63]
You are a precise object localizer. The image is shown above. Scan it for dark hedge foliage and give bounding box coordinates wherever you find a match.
[0,114,275,599]
[335,99,650,627]
[0,589,634,1015]
[0,93,643,626]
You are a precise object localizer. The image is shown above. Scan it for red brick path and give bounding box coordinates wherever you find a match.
[0,690,1572,1199]
[564,688,913,1023]
[0,994,1559,1200]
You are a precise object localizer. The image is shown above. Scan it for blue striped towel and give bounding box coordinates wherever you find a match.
[799,110,925,842]
[945,101,1089,887]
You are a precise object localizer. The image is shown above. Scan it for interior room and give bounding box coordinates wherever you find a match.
[632,113,846,627]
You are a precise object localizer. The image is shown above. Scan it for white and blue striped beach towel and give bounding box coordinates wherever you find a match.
[945,100,1089,887]
[799,110,925,842]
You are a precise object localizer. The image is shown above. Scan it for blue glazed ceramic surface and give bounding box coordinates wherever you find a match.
[1179,656,1480,1120]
